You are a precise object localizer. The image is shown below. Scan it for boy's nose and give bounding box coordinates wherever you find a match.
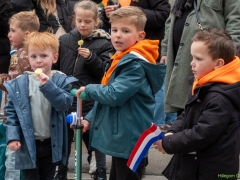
[190,60,194,66]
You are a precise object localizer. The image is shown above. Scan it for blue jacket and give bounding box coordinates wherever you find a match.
[3,71,77,170]
[84,53,166,159]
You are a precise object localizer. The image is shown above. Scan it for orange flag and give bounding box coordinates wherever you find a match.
[102,0,131,7]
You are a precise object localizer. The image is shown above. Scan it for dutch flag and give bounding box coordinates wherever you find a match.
[127,123,164,172]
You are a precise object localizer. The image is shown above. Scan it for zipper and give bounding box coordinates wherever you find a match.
[73,54,79,76]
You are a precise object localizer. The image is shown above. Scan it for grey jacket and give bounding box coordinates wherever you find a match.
[161,0,240,112]
[4,71,77,169]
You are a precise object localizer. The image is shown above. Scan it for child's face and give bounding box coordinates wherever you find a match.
[8,20,26,48]
[75,8,99,38]
[111,18,145,53]
[28,46,58,77]
[190,41,219,79]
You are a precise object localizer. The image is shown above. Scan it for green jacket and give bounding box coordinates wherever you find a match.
[84,53,166,159]
[161,0,240,113]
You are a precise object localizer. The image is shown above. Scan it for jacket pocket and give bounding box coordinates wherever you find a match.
[204,0,222,10]
[177,154,199,180]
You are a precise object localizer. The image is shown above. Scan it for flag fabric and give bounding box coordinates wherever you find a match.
[127,123,164,172]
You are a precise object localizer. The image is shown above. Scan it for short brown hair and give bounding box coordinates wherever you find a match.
[109,6,147,31]
[24,32,59,54]
[9,11,40,32]
[192,28,236,64]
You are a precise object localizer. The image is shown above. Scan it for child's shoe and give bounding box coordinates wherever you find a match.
[91,168,107,180]
[54,165,68,180]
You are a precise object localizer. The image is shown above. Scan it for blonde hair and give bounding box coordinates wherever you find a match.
[9,11,40,32]
[37,0,56,19]
[109,6,147,31]
[74,0,99,20]
[24,32,59,54]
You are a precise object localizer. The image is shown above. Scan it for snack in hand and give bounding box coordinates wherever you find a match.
[78,40,84,46]
[35,68,43,76]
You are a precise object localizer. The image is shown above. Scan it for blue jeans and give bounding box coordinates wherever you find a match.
[5,146,20,180]
[154,83,177,126]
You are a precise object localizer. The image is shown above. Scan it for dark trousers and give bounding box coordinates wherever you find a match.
[22,138,56,180]
[67,124,92,164]
[109,156,146,180]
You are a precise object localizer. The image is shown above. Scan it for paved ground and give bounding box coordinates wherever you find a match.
[66,142,171,180]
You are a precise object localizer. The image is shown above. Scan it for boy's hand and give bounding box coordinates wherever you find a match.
[154,133,173,154]
[36,73,49,85]
[81,119,90,133]
[76,86,86,99]
[78,48,91,59]
[154,140,166,154]
[160,56,167,64]
[8,141,21,151]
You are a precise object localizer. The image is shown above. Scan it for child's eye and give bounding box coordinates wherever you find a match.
[123,30,129,33]
[41,54,47,58]
[111,29,117,33]
[30,55,36,58]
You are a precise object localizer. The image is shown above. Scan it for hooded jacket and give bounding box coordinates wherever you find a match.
[53,28,114,116]
[3,71,78,169]
[84,40,166,158]
[161,0,240,113]
[162,57,240,180]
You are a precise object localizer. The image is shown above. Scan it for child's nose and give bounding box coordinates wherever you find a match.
[190,60,194,66]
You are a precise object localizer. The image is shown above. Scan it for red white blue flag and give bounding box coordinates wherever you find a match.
[127,123,164,172]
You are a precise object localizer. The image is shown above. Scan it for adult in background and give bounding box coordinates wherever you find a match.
[161,0,240,114]
[11,0,72,35]
[0,1,13,94]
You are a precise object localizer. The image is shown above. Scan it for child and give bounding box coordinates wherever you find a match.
[76,6,166,180]
[53,0,114,179]
[0,11,39,180]
[154,28,240,180]
[3,32,78,179]
[0,11,39,93]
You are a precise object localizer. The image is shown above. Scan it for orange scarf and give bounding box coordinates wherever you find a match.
[192,56,240,95]
[101,39,159,85]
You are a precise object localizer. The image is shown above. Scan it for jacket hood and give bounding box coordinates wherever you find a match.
[89,29,111,40]
[192,56,240,111]
[127,39,159,64]
[121,53,166,94]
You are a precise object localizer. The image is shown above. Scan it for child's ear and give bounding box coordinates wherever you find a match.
[95,18,100,29]
[53,53,59,64]
[138,31,146,41]
[214,59,225,69]
[25,31,31,35]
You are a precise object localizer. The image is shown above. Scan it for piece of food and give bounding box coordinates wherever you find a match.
[78,40,84,46]
[35,68,42,76]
